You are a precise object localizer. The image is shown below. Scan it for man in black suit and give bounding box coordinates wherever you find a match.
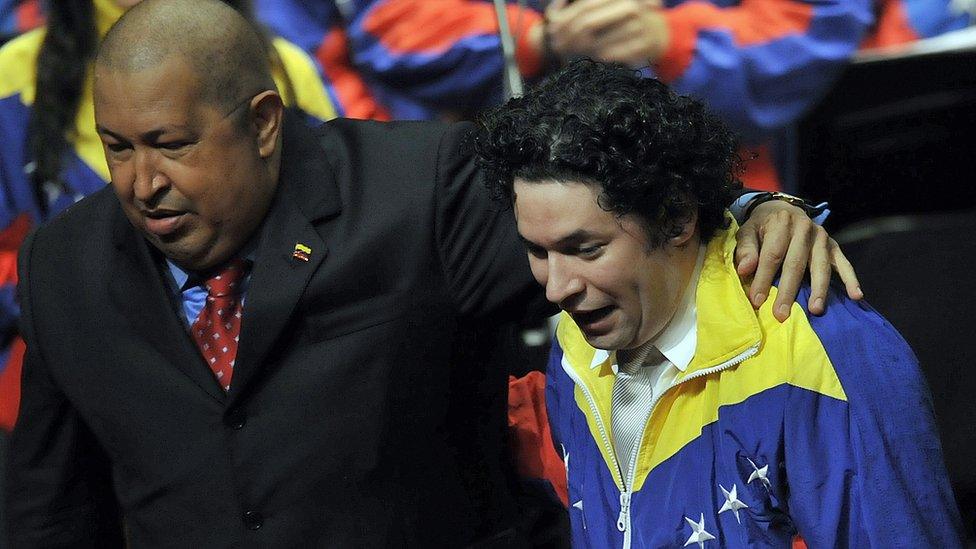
[5,0,860,546]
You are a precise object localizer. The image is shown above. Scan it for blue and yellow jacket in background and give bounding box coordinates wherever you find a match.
[0,0,337,430]
[547,219,963,548]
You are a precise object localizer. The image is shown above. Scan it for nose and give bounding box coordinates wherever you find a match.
[132,148,169,205]
[544,255,583,306]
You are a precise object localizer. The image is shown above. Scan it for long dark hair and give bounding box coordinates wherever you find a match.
[26,0,293,213]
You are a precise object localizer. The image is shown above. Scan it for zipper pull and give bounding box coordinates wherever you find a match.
[616,491,631,532]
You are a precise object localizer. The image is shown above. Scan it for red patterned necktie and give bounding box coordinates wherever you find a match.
[191,259,247,392]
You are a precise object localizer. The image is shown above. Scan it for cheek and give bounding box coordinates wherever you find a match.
[527,256,548,287]
[584,263,627,296]
[107,162,134,191]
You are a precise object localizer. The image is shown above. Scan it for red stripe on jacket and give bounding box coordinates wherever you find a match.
[362,0,543,77]
[657,0,814,82]
[318,28,392,120]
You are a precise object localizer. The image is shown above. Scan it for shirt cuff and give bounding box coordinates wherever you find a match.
[730,192,830,225]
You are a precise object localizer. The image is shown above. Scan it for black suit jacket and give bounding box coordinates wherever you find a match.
[6,116,546,548]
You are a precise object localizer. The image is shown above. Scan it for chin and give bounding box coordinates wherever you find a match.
[582,331,626,352]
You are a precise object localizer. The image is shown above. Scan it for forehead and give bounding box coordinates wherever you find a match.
[94,57,207,130]
[513,179,620,239]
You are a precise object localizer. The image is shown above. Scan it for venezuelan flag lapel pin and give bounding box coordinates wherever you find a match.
[292,243,312,262]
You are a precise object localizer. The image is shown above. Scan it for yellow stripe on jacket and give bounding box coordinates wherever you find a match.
[556,216,848,493]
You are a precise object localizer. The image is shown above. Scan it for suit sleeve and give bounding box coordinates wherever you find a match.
[432,122,549,323]
[5,229,123,549]
[656,0,873,141]
[782,289,964,547]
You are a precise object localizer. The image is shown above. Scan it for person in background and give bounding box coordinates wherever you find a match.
[255,0,968,189]
[0,0,41,43]
[540,0,971,189]
[475,58,962,548]
[0,0,337,432]
[253,0,548,121]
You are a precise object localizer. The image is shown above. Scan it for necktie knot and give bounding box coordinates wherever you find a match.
[192,259,247,392]
[204,259,247,298]
[617,342,663,375]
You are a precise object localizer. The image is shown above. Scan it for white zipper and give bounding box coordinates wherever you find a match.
[564,343,759,549]
[561,356,625,489]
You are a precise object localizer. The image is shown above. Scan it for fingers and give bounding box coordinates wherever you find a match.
[586,12,668,66]
[770,220,813,322]
[734,221,761,277]
[547,0,643,58]
[587,21,647,64]
[735,199,862,320]
[831,241,863,301]
[571,0,640,34]
[806,226,831,315]
[749,211,791,311]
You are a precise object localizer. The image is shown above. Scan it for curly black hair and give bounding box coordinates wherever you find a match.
[473,59,742,248]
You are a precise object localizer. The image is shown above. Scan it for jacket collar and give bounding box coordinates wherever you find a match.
[228,114,338,402]
[108,114,341,402]
[560,215,762,383]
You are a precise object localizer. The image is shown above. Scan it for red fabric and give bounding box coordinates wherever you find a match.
[739,144,781,191]
[317,28,392,121]
[0,213,31,431]
[191,260,246,392]
[0,337,25,432]
[793,536,808,548]
[0,212,31,253]
[15,0,43,32]
[508,371,568,507]
[860,0,919,49]
[657,0,814,82]
[363,0,543,77]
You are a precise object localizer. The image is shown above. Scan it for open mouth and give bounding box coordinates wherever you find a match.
[570,306,614,330]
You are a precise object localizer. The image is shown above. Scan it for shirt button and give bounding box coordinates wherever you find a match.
[242,510,263,530]
[225,408,246,430]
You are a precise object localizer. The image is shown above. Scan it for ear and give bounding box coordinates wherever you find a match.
[670,206,699,247]
[249,90,284,159]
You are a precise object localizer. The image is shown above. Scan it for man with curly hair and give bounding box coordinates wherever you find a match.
[475,59,963,547]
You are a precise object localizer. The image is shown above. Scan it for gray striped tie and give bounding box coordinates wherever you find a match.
[611,345,665,483]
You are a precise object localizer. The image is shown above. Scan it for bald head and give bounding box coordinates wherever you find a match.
[96,0,276,111]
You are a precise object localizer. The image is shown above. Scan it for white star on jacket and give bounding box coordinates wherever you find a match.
[719,484,749,523]
[684,513,716,548]
[746,457,772,489]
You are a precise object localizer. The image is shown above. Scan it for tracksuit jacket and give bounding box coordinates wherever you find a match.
[255,0,968,190]
[546,221,963,548]
[0,0,337,430]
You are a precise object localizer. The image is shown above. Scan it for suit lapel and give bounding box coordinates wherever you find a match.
[108,210,227,403]
[229,114,341,400]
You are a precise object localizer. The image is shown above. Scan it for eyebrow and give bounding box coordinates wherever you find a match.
[520,229,598,250]
[96,125,190,143]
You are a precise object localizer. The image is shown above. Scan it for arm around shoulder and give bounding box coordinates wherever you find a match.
[433,122,548,323]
